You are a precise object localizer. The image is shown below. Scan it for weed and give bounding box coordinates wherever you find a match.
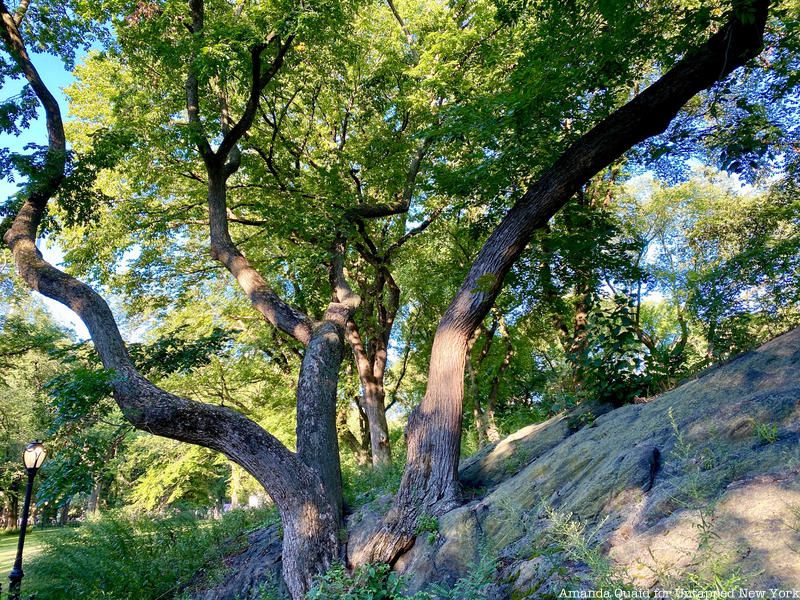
[567,410,596,431]
[782,446,800,470]
[543,507,631,592]
[668,407,693,464]
[754,422,779,444]
[790,503,800,532]
[307,563,407,600]
[645,413,751,591]
[414,514,440,544]
[342,459,405,510]
[427,551,496,599]
[502,446,533,476]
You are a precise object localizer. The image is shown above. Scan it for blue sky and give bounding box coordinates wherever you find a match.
[2,51,90,339]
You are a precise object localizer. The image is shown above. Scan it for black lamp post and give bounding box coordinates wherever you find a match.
[8,441,46,600]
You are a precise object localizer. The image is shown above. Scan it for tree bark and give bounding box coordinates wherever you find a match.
[296,320,346,519]
[338,400,370,466]
[58,498,71,526]
[353,2,769,565]
[201,69,353,530]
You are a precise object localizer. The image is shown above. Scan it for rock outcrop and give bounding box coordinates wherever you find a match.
[199,328,800,598]
[383,327,800,596]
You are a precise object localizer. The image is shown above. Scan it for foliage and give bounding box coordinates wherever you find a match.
[540,504,747,596]
[413,513,439,544]
[25,507,278,599]
[754,422,779,444]
[340,424,406,508]
[342,458,405,510]
[307,563,407,600]
[628,169,800,363]
[576,294,650,405]
[425,552,497,599]
[128,325,234,379]
[307,557,497,600]
[645,411,752,590]
[543,507,631,592]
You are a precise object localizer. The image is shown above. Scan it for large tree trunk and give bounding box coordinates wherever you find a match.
[353,2,769,565]
[296,321,346,519]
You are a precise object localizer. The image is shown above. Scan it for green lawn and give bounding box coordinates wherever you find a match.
[0,529,59,587]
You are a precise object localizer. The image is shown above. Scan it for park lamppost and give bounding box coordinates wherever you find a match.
[8,441,46,600]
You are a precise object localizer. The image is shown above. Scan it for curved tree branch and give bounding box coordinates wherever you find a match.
[207,170,315,345]
[217,32,294,164]
[12,0,29,26]
[440,3,771,342]
[185,0,313,345]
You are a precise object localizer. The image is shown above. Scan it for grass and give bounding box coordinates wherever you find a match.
[0,528,61,589]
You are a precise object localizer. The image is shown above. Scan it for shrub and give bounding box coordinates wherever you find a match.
[307,558,497,600]
[307,563,407,600]
[426,552,496,599]
[341,433,406,510]
[26,507,277,599]
[543,507,631,592]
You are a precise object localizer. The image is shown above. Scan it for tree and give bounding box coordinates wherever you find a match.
[0,0,776,596]
[628,168,800,363]
[356,0,771,564]
[0,300,67,529]
[1,0,355,593]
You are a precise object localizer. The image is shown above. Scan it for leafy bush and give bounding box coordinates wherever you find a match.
[307,563,407,600]
[307,558,497,600]
[576,295,651,405]
[543,507,631,591]
[426,552,496,599]
[414,514,440,544]
[26,507,277,599]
